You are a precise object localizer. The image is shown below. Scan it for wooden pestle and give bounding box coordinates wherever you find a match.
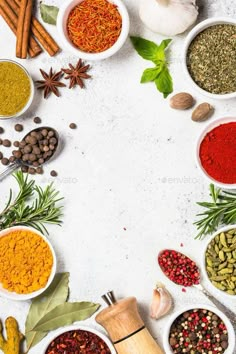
[96,291,164,354]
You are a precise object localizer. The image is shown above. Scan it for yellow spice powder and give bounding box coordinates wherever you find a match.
[0,229,53,294]
[0,61,31,117]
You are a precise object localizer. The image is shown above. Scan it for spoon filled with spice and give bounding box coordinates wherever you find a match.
[158,249,236,324]
[0,126,59,181]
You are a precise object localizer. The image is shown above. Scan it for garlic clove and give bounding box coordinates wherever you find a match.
[139,0,199,36]
[150,283,172,320]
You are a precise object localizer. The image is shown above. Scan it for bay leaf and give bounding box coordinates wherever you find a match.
[25,272,69,349]
[33,302,100,332]
[40,3,59,25]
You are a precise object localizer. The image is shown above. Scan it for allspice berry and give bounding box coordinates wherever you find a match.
[50,170,57,177]
[34,117,41,124]
[15,124,23,132]
[3,139,11,147]
[1,158,9,165]
[69,123,77,129]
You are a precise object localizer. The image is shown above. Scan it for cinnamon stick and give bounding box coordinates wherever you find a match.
[13,0,60,56]
[16,0,33,58]
[0,0,41,57]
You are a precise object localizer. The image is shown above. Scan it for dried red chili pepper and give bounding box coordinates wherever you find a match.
[45,329,112,354]
[158,249,200,287]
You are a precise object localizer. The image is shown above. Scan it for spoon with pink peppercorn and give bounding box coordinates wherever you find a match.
[158,250,236,325]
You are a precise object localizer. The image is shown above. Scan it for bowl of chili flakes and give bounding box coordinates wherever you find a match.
[43,325,116,354]
[57,0,130,60]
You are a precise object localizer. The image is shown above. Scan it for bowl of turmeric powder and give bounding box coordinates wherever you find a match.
[0,60,34,119]
[0,226,56,300]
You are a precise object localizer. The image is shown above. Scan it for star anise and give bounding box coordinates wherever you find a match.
[36,68,66,99]
[61,59,91,89]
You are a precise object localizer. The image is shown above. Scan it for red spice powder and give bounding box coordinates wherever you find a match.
[158,250,200,287]
[199,122,236,184]
[67,0,122,53]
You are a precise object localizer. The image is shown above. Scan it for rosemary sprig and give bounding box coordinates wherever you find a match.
[194,184,236,240]
[0,171,63,234]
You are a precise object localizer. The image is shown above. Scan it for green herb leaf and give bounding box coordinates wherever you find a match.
[32,302,100,332]
[194,184,236,239]
[0,171,63,235]
[25,273,69,350]
[155,66,173,98]
[155,39,172,62]
[141,64,163,83]
[130,36,160,62]
[40,3,59,25]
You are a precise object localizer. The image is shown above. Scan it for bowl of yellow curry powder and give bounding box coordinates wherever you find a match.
[0,226,56,300]
[0,60,34,119]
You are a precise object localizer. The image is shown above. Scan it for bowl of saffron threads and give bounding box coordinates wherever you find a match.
[196,116,236,189]
[57,0,130,60]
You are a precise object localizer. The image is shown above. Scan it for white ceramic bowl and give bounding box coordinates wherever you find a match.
[163,304,236,354]
[0,59,34,119]
[196,116,236,189]
[0,226,56,301]
[183,17,236,100]
[57,0,130,60]
[42,325,116,353]
[202,224,236,299]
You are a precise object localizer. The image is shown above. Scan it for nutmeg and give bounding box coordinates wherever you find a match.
[192,103,214,122]
[170,92,194,110]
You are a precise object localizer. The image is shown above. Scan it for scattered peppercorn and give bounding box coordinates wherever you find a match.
[0,127,4,134]
[69,123,77,129]
[0,139,2,145]
[158,250,200,287]
[169,308,229,353]
[50,170,57,177]
[45,330,112,354]
[33,116,41,124]
[9,156,16,163]
[0,152,3,160]
[1,158,9,166]
[14,124,23,132]
[2,139,11,147]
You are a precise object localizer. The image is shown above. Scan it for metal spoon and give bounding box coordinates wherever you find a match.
[0,126,59,181]
[158,249,236,325]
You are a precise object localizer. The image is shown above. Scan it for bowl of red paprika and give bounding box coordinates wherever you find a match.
[196,117,236,189]
[57,0,130,60]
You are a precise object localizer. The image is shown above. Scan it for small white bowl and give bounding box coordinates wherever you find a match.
[183,17,236,100]
[42,325,116,353]
[0,226,56,301]
[202,224,236,299]
[0,59,34,119]
[57,0,130,60]
[163,304,236,354]
[196,116,236,189]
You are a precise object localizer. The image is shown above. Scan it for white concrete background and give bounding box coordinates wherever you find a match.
[0,0,235,352]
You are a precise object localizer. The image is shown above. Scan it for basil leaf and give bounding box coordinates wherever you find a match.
[25,273,69,350]
[155,39,172,62]
[130,36,160,62]
[141,64,163,83]
[155,66,173,98]
[32,302,100,332]
[40,3,59,25]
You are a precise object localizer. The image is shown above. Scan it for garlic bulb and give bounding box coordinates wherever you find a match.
[150,282,172,320]
[139,0,199,36]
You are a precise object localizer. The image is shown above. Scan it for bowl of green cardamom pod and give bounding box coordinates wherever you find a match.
[203,225,236,298]
[183,17,236,99]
